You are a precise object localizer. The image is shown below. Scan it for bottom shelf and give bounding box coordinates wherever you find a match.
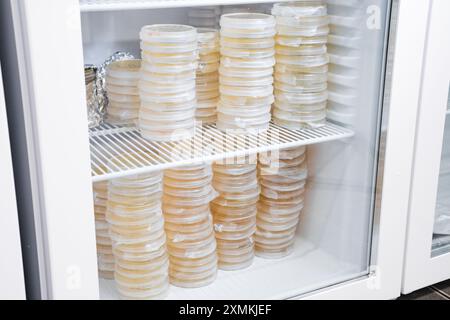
[99,237,366,300]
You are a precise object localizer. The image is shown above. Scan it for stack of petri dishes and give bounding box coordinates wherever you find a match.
[196,28,220,124]
[93,181,115,280]
[163,164,218,288]
[272,1,329,129]
[106,165,169,300]
[217,13,276,132]
[139,25,198,142]
[211,157,260,270]
[188,6,221,29]
[256,147,308,258]
[105,60,141,126]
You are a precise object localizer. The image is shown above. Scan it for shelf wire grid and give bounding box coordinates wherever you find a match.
[89,122,354,182]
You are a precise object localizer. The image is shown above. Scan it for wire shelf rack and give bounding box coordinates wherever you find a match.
[89,122,354,182]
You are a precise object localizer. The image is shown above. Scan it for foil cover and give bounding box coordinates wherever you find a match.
[86,51,135,128]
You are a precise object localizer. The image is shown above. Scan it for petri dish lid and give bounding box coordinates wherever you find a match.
[221,36,275,49]
[220,75,273,87]
[275,15,329,27]
[219,65,274,78]
[141,61,198,74]
[218,102,272,116]
[277,25,330,37]
[219,84,273,98]
[275,81,328,93]
[220,13,276,30]
[139,80,196,94]
[197,28,220,43]
[275,34,328,46]
[275,70,328,85]
[140,24,197,43]
[221,46,275,59]
[272,1,328,17]
[221,27,276,39]
[276,44,327,56]
[107,59,141,79]
[221,56,276,69]
[276,54,329,67]
[275,89,328,104]
[140,41,198,53]
[140,90,196,104]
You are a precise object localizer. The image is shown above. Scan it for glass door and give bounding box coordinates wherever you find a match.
[403,0,450,294]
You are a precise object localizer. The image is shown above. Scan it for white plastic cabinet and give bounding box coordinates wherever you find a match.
[402,0,450,294]
[0,0,433,300]
[0,64,26,300]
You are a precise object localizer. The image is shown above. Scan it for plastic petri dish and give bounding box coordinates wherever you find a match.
[221,36,275,49]
[220,13,276,30]
[275,34,328,46]
[106,84,139,96]
[220,94,275,107]
[168,237,217,259]
[141,51,199,64]
[141,69,196,83]
[215,223,256,241]
[218,257,254,271]
[107,59,141,79]
[106,76,139,87]
[272,2,328,17]
[164,165,212,181]
[117,280,169,300]
[259,179,306,194]
[170,266,217,288]
[140,90,196,104]
[275,89,328,104]
[221,56,276,69]
[275,43,327,56]
[255,243,295,259]
[275,15,329,28]
[106,210,164,228]
[139,80,196,94]
[199,52,221,63]
[273,107,327,121]
[170,256,218,274]
[260,186,305,201]
[217,112,271,129]
[220,75,273,87]
[275,81,327,94]
[276,54,329,68]
[276,25,330,37]
[219,65,274,79]
[258,202,304,218]
[221,46,275,59]
[162,189,217,207]
[275,63,328,74]
[141,61,198,74]
[170,251,218,268]
[140,24,197,43]
[219,84,273,98]
[274,71,327,86]
[198,61,220,74]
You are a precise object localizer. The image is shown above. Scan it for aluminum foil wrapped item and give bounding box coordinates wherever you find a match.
[85,65,102,128]
[94,51,136,127]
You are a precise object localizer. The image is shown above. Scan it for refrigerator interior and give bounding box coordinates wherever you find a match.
[79,0,392,299]
[432,87,450,257]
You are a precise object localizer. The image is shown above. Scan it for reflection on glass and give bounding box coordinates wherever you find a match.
[432,86,450,257]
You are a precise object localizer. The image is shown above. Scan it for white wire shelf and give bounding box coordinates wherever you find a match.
[89,122,354,182]
[79,0,284,12]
